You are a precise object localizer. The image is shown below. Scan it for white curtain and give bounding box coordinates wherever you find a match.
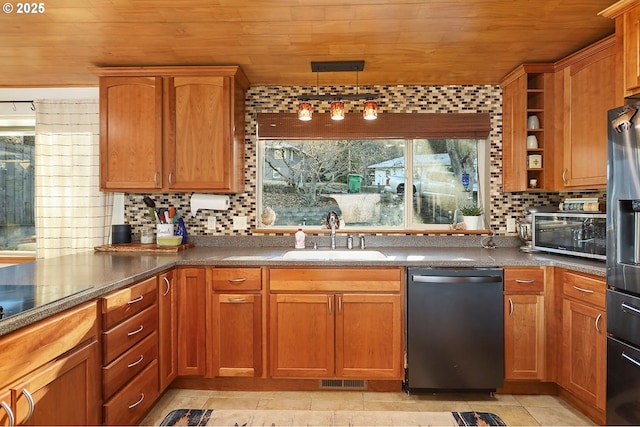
[34,100,113,258]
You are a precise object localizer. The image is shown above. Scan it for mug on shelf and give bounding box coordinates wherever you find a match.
[527,115,540,129]
[526,135,538,149]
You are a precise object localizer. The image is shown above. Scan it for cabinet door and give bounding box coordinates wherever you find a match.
[177,268,207,376]
[560,41,617,188]
[210,293,262,377]
[561,298,606,410]
[504,294,545,380]
[166,76,235,192]
[336,293,403,379]
[624,7,640,96]
[12,340,100,426]
[269,293,334,378]
[502,72,529,192]
[99,76,163,191]
[158,270,178,390]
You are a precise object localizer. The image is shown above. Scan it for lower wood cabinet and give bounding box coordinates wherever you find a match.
[0,301,100,426]
[503,267,546,381]
[268,267,404,380]
[8,339,100,426]
[177,267,207,376]
[101,276,160,426]
[558,269,606,418]
[209,267,263,378]
[158,270,178,391]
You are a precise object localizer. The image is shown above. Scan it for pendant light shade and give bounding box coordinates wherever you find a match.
[363,101,378,120]
[297,101,313,121]
[331,101,345,121]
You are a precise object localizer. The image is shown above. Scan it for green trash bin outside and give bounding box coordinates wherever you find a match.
[348,174,363,193]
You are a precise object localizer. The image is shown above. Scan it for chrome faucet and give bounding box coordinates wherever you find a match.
[328,212,338,249]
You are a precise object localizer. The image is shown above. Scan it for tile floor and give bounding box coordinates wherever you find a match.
[141,389,597,426]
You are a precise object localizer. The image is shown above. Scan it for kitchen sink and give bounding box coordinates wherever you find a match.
[281,249,389,261]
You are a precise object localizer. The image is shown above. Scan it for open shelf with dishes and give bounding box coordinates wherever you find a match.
[501,64,554,192]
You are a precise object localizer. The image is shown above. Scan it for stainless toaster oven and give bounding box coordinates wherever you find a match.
[532,212,606,260]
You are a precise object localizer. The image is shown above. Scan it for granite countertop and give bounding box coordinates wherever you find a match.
[0,237,606,336]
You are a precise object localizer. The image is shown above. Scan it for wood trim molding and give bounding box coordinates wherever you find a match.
[257,112,491,140]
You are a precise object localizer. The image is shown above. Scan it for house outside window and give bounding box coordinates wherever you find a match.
[258,137,483,230]
[0,106,36,254]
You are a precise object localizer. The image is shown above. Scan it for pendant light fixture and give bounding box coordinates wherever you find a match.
[330,101,345,120]
[297,61,378,121]
[363,100,378,120]
[297,101,313,121]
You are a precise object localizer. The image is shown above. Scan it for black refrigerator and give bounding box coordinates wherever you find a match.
[606,102,640,425]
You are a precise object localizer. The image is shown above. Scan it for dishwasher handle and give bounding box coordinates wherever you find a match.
[411,274,502,284]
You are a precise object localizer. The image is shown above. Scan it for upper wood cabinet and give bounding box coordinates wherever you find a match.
[553,35,617,190]
[600,0,640,99]
[500,64,555,192]
[95,66,249,193]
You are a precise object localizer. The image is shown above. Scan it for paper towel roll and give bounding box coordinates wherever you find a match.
[190,193,230,217]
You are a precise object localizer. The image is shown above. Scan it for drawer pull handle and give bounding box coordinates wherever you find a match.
[572,286,594,294]
[128,393,145,409]
[163,276,171,296]
[0,401,14,426]
[227,278,247,284]
[328,296,332,315]
[595,313,602,333]
[622,302,640,317]
[127,295,144,305]
[622,351,640,368]
[515,279,534,283]
[21,389,34,422]
[128,354,144,368]
[228,297,246,303]
[508,297,514,316]
[127,325,144,336]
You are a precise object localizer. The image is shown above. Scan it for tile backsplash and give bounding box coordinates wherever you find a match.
[124,84,604,238]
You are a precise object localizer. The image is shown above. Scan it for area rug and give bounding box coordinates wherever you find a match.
[160,408,507,426]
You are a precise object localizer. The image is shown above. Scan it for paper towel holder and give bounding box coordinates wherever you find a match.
[190,193,230,217]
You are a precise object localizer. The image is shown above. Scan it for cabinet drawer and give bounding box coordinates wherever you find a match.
[103,304,158,365]
[504,267,544,292]
[212,267,262,291]
[103,359,159,426]
[103,331,158,399]
[102,276,157,329]
[269,267,403,292]
[561,270,606,309]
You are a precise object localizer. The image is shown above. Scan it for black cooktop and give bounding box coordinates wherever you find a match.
[0,285,36,320]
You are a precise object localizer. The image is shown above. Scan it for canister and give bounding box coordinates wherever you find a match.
[111,224,132,244]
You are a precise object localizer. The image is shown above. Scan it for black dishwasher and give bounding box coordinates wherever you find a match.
[406,267,504,392]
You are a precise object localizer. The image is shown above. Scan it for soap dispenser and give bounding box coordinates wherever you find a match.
[294,228,306,249]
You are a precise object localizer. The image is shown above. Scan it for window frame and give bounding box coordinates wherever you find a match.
[0,103,36,260]
[255,112,491,234]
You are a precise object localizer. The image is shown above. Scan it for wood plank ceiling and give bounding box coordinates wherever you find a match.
[0,0,616,88]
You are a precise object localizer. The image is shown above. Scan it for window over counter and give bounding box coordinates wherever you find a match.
[256,113,490,231]
[0,102,35,257]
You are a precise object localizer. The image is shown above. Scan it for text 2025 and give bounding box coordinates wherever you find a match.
[17,2,45,13]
